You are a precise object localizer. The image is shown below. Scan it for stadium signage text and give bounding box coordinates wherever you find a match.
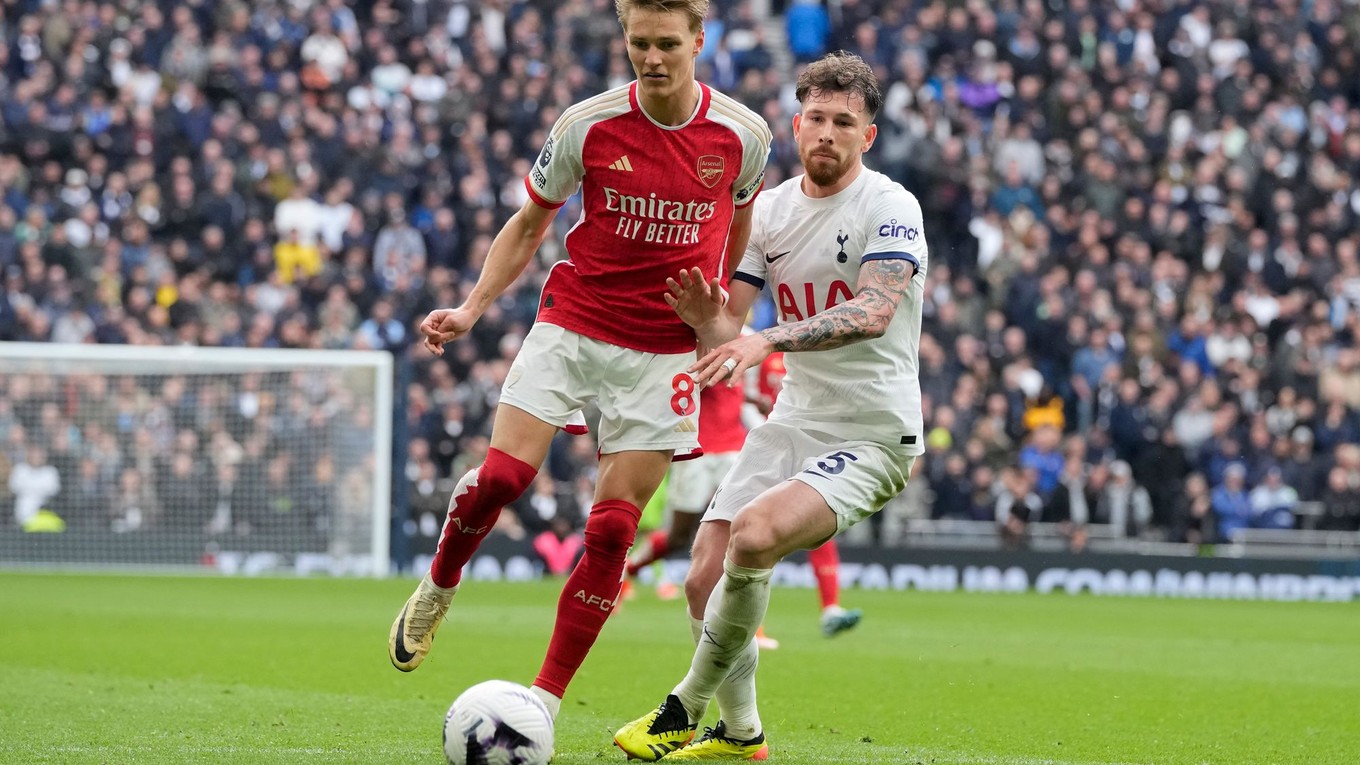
[403,546,1360,603]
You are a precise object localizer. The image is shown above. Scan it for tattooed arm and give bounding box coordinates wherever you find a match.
[689,257,916,387]
[759,258,915,352]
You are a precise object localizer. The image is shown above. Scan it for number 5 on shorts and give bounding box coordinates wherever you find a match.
[808,450,858,476]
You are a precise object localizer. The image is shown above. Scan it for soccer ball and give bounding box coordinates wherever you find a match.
[442,680,554,765]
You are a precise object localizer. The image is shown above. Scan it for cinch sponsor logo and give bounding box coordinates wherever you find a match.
[878,219,919,240]
[602,187,717,223]
[735,172,763,202]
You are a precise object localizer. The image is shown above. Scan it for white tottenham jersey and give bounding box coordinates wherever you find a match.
[733,168,928,455]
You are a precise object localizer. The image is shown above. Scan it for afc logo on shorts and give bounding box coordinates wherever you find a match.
[697,155,724,188]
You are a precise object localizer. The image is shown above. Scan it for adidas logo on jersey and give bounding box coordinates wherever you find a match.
[608,155,634,172]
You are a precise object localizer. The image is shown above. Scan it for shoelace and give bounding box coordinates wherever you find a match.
[693,723,760,747]
[648,700,689,734]
[696,726,737,745]
[407,595,449,637]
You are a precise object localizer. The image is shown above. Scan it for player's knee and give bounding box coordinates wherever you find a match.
[727,515,780,563]
[583,501,641,557]
[474,450,538,506]
[684,554,722,609]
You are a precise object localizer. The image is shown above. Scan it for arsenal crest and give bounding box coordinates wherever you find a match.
[697,155,725,188]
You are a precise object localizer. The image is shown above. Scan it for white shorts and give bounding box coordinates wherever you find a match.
[500,322,701,456]
[667,451,740,514]
[704,419,916,534]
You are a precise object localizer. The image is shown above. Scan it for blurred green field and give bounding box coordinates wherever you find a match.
[0,571,1356,764]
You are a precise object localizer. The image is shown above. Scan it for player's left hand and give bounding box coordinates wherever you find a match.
[664,267,725,329]
[692,331,774,388]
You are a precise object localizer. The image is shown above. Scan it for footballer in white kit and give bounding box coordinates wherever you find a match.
[708,166,927,532]
[615,51,926,762]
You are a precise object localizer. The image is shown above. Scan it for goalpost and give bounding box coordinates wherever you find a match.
[0,342,393,576]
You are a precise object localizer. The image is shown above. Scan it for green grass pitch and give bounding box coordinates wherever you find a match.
[1,571,1356,764]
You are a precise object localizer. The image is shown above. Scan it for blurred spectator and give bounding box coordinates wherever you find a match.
[1170,473,1215,546]
[1017,424,1063,499]
[1211,464,1251,543]
[785,0,829,63]
[1277,431,1322,506]
[1096,460,1153,538]
[355,297,406,353]
[1318,467,1360,532]
[513,471,584,539]
[274,229,322,285]
[1043,456,1097,552]
[994,465,1043,550]
[1248,467,1298,530]
[372,207,426,292]
[930,452,972,520]
[9,446,60,528]
[111,466,159,533]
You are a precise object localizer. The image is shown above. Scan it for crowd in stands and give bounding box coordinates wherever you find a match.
[3,0,1360,553]
[1,366,378,554]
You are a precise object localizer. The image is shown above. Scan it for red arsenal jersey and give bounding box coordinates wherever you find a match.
[524,81,771,354]
[698,377,747,453]
[756,352,787,409]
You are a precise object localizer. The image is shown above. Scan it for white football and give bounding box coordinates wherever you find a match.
[442,680,555,765]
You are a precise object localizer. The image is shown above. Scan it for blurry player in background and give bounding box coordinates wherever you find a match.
[615,51,925,760]
[624,381,747,601]
[388,0,771,724]
[751,352,863,642]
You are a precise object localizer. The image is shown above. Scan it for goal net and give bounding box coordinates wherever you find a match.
[0,343,392,576]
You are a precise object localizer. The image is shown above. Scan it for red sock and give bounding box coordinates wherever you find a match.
[534,500,641,697]
[429,448,538,588]
[625,529,672,576]
[808,539,840,610]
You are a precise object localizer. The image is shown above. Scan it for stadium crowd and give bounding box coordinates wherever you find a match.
[3,0,1360,554]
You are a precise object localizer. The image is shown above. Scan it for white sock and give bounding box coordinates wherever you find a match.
[688,614,704,643]
[822,604,846,618]
[421,574,458,598]
[673,559,771,728]
[529,685,562,722]
[689,614,762,738]
[714,636,761,740]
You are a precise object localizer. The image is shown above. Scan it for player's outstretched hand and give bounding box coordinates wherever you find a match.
[419,307,477,356]
[691,331,774,388]
[664,267,724,329]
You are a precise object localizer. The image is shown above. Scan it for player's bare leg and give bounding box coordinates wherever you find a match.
[533,448,672,719]
[686,520,765,733]
[670,481,837,760]
[390,406,556,671]
[658,510,703,598]
[683,519,729,617]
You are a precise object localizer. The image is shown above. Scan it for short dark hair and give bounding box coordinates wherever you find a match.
[794,51,883,119]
